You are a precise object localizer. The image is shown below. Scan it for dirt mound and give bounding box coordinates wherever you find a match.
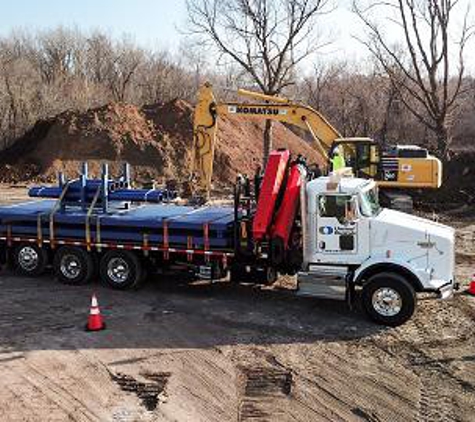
[0,100,322,185]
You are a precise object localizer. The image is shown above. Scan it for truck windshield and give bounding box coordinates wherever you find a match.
[360,187,381,217]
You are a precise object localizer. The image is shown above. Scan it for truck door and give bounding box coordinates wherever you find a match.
[315,193,364,264]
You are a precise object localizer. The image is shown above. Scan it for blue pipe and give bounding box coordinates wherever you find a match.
[28,186,176,203]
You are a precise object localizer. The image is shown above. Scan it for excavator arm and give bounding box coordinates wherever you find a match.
[192,82,341,197]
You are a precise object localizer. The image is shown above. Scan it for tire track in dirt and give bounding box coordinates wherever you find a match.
[364,296,475,422]
[19,359,105,421]
[238,366,292,421]
[279,343,422,421]
[2,363,94,421]
[230,343,420,422]
[104,346,240,422]
[411,354,455,422]
[110,371,170,411]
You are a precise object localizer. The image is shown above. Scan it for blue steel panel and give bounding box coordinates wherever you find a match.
[0,225,231,248]
[0,199,235,249]
[0,200,55,220]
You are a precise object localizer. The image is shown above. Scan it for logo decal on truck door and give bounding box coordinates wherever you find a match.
[319,226,334,235]
[335,226,356,235]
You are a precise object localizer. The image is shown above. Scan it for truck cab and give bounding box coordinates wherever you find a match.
[297,173,456,326]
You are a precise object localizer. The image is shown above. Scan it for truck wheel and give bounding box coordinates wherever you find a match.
[230,265,248,283]
[253,266,278,285]
[362,272,416,326]
[100,250,143,290]
[13,244,48,276]
[54,247,94,285]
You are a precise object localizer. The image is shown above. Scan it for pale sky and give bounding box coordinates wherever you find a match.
[0,0,187,51]
[0,0,472,74]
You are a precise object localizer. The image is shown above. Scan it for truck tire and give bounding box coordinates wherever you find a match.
[54,246,94,285]
[13,244,48,276]
[229,265,248,284]
[100,250,143,290]
[253,266,278,285]
[362,272,416,326]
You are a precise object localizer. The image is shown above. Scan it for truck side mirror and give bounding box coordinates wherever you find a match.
[344,197,358,224]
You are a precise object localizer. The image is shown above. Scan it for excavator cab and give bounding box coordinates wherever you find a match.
[329,138,442,194]
[330,138,380,179]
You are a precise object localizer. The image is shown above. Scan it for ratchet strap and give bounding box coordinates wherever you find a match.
[143,233,149,257]
[37,214,43,247]
[49,181,72,249]
[163,220,169,260]
[85,187,102,251]
[203,222,210,262]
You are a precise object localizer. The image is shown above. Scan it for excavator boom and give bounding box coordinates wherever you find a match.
[192,82,340,197]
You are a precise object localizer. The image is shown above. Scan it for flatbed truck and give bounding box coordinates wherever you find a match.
[0,152,456,326]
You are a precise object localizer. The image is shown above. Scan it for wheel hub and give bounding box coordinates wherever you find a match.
[107,258,130,284]
[60,254,82,280]
[372,287,402,317]
[18,247,39,271]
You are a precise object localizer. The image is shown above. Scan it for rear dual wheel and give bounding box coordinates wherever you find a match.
[230,265,278,285]
[54,248,144,289]
[99,250,144,290]
[53,246,94,285]
[13,244,48,277]
[13,244,144,290]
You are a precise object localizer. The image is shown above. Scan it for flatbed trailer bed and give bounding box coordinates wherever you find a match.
[0,200,235,261]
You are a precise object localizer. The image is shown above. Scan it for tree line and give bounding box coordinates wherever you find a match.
[0,0,474,160]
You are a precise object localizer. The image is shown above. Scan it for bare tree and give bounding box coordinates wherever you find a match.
[302,61,344,110]
[106,39,144,103]
[354,0,473,158]
[0,36,42,147]
[31,27,84,85]
[85,32,114,86]
[186,0,332,165]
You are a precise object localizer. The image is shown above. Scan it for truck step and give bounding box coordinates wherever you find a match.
[297,266,348,300]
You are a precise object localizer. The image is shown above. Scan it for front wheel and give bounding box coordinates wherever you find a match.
[361,272,416,326]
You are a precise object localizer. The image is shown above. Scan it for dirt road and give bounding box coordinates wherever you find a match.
[0,186,474,421]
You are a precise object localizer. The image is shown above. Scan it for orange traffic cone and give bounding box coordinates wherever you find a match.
[467,274,475,296]
[85,294,106,331]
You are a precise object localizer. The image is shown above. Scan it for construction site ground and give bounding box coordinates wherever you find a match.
[0,185,474,422]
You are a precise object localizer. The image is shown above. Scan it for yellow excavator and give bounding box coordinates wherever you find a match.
[192,82,442,208]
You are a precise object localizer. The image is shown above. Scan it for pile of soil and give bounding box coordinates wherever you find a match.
[0,100,322,186]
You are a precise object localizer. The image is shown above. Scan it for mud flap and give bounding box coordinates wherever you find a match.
[346,273,356,311]
[0,242,7,267]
